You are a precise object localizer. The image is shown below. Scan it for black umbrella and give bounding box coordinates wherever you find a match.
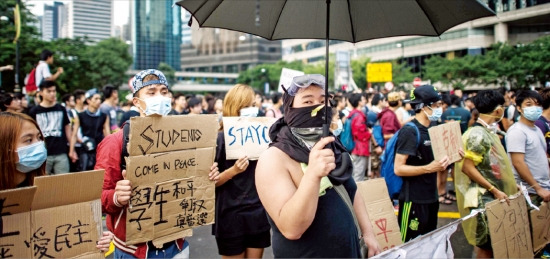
[176,0,495,135]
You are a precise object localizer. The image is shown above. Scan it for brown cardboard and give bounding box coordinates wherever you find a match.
[356,179,402,251]
[428,121,463,163]
[0,170,104,259]
[486,193,533,259]
[530,202,550,253]
[222,117,277,160]
[128,114,219,156]
[125,147,216,246]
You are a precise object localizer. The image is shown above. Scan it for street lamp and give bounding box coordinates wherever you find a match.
[396,42,404,63]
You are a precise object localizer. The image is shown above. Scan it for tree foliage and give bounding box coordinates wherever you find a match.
[423,36,550,89]
[158,62,176,86]
[0,1,132,94]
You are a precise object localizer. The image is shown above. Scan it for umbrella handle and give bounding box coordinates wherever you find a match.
[322,123,330,137]
[330,151,350,177]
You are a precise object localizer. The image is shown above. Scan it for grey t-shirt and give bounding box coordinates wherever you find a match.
[99,103,117,131]
[506,122,550,193]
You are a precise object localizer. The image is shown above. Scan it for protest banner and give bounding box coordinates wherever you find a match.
[125,115,219,246]
[428,121,462,163]
[356,179,402,251]
[486,193,533,258]
[222,117,277,160]
[0,170,104,258]
[373,218,461,259]
[530,202,550,252]
[278,68,304,92]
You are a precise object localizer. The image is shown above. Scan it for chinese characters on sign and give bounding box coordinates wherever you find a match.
[428,121,463,163]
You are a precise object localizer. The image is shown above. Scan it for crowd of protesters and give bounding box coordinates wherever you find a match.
[0,50,549,259]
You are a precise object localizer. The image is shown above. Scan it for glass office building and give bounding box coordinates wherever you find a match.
[132,0,182,70]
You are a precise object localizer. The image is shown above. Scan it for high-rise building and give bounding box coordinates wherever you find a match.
[180,25,282,74]
[41,4,54,41]
[132,0,182,70]
[62,0,113,42]
[182,11,192,45]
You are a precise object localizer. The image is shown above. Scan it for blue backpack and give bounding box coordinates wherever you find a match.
[339,113,358,152]
[380,122,420,199]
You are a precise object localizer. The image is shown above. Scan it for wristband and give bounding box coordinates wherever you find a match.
[113,192,123,207]
[487,186,495,192]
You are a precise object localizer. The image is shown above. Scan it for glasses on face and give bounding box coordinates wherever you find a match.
[286,74,325,96]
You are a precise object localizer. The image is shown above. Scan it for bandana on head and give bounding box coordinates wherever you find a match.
[268,86,352,185]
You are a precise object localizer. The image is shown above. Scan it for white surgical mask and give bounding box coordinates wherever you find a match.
[138,96,172,116]
[332,120,343,137]
[240,107,259,117]
[424,106,443,122]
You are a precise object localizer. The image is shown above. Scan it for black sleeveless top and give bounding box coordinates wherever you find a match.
[268,176,361,258]
[212,132,271,238]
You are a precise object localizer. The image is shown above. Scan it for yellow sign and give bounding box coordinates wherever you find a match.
[367,63,392,83]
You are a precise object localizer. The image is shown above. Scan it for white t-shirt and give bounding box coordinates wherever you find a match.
[35,60,51,88]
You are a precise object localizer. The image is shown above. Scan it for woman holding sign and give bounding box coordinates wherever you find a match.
[213,84,271,258]
[0,111,113,253]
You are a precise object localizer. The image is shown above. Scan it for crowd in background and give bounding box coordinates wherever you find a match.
[1,50,549,258]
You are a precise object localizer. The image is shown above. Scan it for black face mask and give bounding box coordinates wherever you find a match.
[284,104,332,129]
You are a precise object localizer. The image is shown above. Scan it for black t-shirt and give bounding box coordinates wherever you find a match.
[212,131,270,238]
[29,103,70,155]
[77,110,107,145]
[268,177,361,258]
[395,119,438,203]
[118,110,140,128]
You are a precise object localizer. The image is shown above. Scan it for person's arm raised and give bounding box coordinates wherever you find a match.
[256,137,336,240]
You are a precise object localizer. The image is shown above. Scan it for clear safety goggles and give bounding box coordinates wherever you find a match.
[285,74,326,96]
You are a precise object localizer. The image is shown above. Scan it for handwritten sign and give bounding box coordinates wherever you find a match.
[127,114,218,156]
[357,179,402,251]
[0,170,104,259]
[530,202,550,252]
[428,121,462,163]
[486,193,533,258]
[125,115,218,246]
[222,117,277,160]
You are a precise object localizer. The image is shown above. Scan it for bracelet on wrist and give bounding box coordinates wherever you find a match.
[487,185,495,192]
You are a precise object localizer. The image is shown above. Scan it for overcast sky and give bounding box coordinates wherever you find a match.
[25,0,130,26]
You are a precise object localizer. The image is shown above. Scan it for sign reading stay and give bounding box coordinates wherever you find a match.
[125,115,219,246]
[428,121,462,163]
[222,117,277,160]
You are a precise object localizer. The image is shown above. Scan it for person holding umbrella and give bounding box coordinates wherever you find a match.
[256,74,381,258]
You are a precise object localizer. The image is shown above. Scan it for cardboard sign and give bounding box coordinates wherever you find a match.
[486,193,533,258]
[125,115,219,246]
[0,170,104,259]
[357,179,402,251]
[530,202,550,252]
[222,117,277,160]
[428,121,462,163]
[127,114,219,156]
[278,68,304,93]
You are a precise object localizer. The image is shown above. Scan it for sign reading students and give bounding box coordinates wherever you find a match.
[222,117,277,160]
[125,115,219,246]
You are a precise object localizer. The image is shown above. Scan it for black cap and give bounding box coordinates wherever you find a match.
[409,85,441,106]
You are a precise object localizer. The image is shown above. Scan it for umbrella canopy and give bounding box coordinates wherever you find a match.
[176,0,494,43]
[176,0,495,134]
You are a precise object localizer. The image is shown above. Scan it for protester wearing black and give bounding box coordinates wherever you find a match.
[394,85,450,242]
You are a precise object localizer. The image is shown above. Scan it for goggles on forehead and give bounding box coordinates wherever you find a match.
[284,74,326,96]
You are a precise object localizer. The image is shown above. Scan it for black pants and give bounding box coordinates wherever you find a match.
[79,151,97,171]
[398,200,439,242]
